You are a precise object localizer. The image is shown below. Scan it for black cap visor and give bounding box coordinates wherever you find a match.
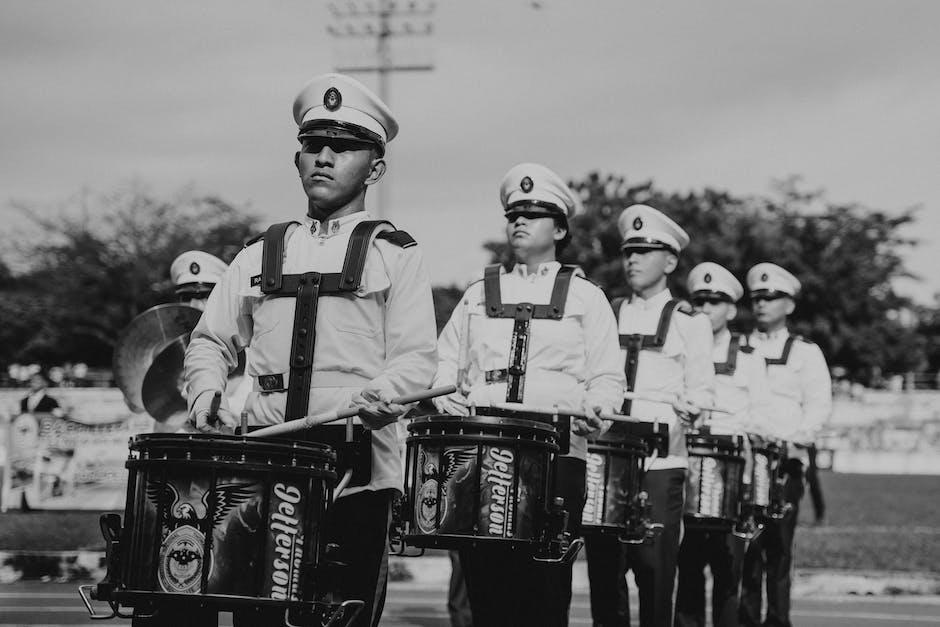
[621,237,677,254]
[505,201,567,224]
[749,289,792,300]
[298,120,385,155]
[691,289,735,304]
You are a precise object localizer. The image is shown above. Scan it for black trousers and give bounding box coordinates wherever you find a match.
[460,456,586,627]
[448,551,473,627]
[233,488,394,627]
[739,460,804,627]
[674,528,745,627]
[584,467,686,627]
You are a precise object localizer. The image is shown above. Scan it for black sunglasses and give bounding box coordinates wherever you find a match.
[299,137,375,154]
[751,294,787,303]
[691,296,729,306]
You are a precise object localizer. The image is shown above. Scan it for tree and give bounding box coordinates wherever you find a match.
[0,184,259,366]
[482,173,924,384]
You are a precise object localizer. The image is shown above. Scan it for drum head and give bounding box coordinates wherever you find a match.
[407,413,557,441]
[130,433,336,467]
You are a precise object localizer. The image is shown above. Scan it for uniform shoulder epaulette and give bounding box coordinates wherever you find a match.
[244,232,265,247]
[375,229,417,248]
[795,334,814,345]
[740,344,755,354]
[675,299,695,315]
[572,273,603,289]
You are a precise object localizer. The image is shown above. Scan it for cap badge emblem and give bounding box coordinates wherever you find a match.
[520,176,533,193]
[704,273,712,283]
[633,217,643,230]
[190,262,200,275]
[761,272,769,282]
[324,87,342,111]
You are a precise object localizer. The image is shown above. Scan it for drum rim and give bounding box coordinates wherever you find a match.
[407,414,558,435]
[130,433,335,457]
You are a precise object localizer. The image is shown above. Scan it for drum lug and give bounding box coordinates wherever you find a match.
[319,599,365,627]
[532,497,583,564]
[620,490,662,544]
[388,494,423,557]
[78,584,117,620]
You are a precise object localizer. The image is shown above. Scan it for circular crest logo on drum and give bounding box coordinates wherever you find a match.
[190,262,200,275]
[704,273,712,283]
[416,477,441,534]
[520,176,534,193]
[632,217,643,230]
[324,87,342,111]
[158,525,208,594]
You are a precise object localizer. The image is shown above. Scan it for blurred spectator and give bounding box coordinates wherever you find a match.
[20,372,64,416]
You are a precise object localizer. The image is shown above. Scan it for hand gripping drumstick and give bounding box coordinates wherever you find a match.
[622,390,732,415]
[247,386,457,438]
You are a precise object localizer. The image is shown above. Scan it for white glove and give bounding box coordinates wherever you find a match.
[433,393,470,417]
[189,391,237,434]
[350,388,407,430]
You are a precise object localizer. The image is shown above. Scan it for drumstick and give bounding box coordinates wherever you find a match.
[623,390,732,415]
[247,385,457,438]
[485,402,639,424]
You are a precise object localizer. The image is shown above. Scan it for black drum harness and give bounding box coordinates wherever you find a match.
[611,297,682,415]
[763,334,796,366]
[254,218,414,486]
[714,333,756,375]
[482,264,576,403]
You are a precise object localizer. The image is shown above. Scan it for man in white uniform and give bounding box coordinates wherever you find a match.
[675,262,775,627]
[739,263,832,627]
[585,204,714,627]
[184,73,437,627]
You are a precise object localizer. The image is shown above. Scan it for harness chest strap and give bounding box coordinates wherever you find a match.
[259,219,394,421]
[763,335,796,366]
[714,333,742,376]
[482,264,576,403]
[613,297,681,414]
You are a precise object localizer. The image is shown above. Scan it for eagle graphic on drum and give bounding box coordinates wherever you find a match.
[146,479,258,593]
[415,447,476,534]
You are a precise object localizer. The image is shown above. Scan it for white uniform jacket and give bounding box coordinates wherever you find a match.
[707,329,776,436]
[748,328,832,449]
[618,288,714,470]
[433,262,625,459]
[184,211,438,496]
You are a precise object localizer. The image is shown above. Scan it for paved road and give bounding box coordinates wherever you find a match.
[2,583,939,626]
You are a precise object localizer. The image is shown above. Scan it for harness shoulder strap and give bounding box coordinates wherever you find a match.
[715,333,741,375]
[646,298,680,347]
[260,221,300,294]
[543,264,577,319]
[337,220,393,291]
[483,264,504,317]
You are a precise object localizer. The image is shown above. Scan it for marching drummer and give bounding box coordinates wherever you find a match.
[433,163,624,626]
[584,204,714,627]
[739,263,832,627]
[674,262,775,627]
[170,250,227,309]
[183,73,437,627]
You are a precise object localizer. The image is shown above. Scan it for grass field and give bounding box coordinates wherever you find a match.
[1,473,938,571]
[793,473,940,571]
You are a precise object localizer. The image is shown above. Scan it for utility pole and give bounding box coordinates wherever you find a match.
[328,1,435,218]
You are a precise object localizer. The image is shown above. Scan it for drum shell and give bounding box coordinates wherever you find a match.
[684,433,745,529]
[403,413,558,549]
[118,434,335,607]
[581,435,646,534]
[748,435,787,515]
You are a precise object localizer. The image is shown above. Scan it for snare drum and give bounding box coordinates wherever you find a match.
[101,434,339,619]
[581,433,647,539]
[747,434,788,519]
[403,408,558,550]
[684,431,746,530]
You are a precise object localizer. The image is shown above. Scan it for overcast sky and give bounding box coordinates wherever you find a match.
[1,1,937,302]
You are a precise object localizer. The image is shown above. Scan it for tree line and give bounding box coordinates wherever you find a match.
[0,176,933,386]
